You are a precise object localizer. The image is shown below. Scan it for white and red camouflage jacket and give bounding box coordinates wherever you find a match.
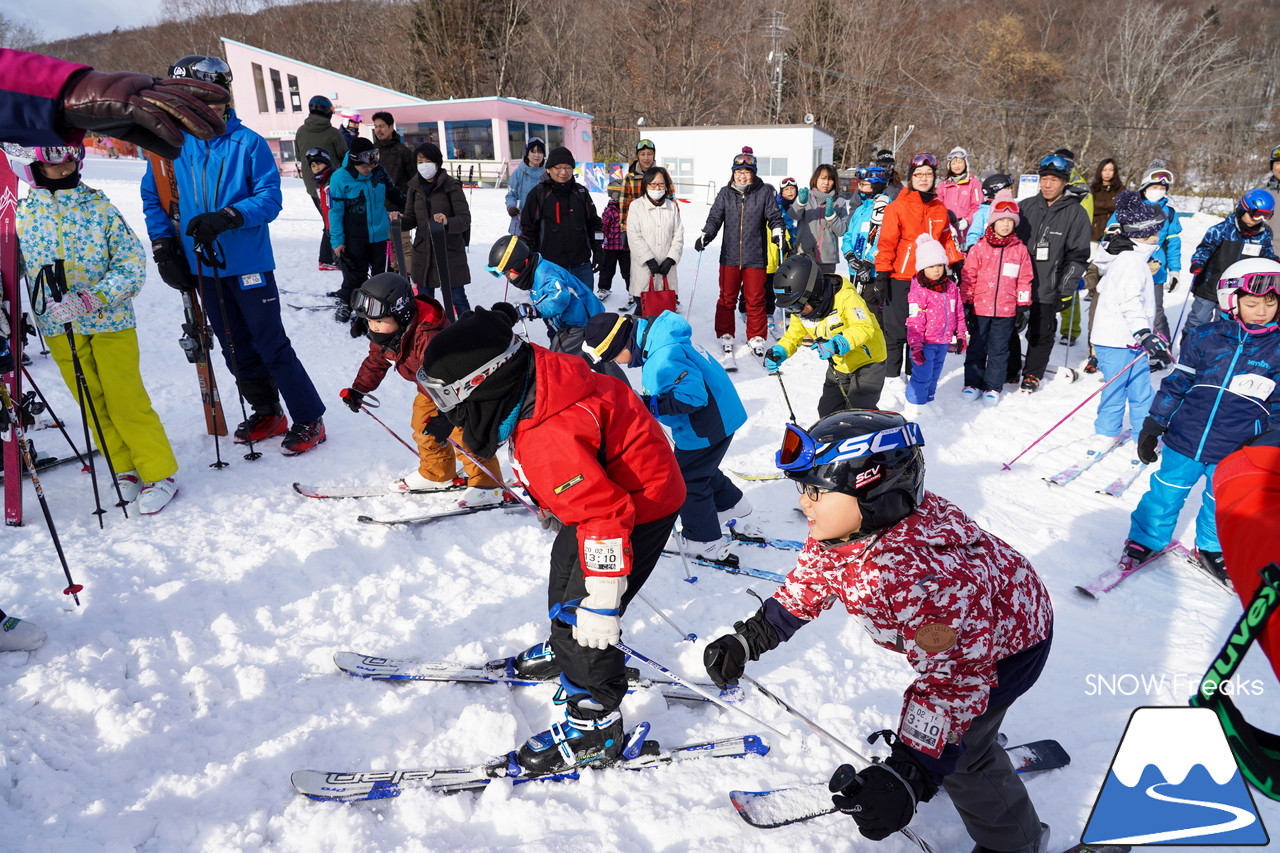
[772,492,1052,759]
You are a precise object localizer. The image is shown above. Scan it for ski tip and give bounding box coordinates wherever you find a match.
[1074,585,1099,600]
[291,482,306,495]
[356,515,376,524]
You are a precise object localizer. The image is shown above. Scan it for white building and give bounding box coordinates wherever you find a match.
[638,124,835,200]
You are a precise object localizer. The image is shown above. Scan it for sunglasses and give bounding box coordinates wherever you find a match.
[910,153,938,168]
[416,336,523,414]
[1039,154,1071,173]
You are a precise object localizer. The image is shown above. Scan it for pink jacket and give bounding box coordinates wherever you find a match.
[936,175,984,237]
[906,275,966,349]
[960,236,1034,318]
[773,493,1052,757]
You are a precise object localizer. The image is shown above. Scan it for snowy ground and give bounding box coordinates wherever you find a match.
[2,157,1277,852]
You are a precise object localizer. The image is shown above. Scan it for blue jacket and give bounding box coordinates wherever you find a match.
[530,256,605,330]
[1189,214,1276,301]
[633,311,747,450]
[327,151,390,248]
[1149,319,1280,465]
[141,109,281,277]
[1106,198,1181,284]
[840,196,879,266]
[964,202,992,250]
[505,162,545,210]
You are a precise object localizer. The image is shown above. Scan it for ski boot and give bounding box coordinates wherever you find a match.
[1123,540,1156,562]
[517,698,625,776]
[1196,549,1229,586]
[720,496,766,540]
[281,419,326,456]
[508,641,560,681]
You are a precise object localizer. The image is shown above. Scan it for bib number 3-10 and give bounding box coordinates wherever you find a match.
[583,537,626,576]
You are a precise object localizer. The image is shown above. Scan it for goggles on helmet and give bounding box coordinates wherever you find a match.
[1223,270,1280,299]
[775,420,925,473]
[350,148,379,166]
[1146,169,1173,186]
[1038,154,1071,174]
[181,56,232,86]
[636,138,655,152]
[37,146,83,165]
[780,177,798,189]
[1242,197,1274,220]
[350,288,401,320]
[1271,145,1280,160]
[909,152,938,169]
[865,166,887,183]
[416,335,523,414]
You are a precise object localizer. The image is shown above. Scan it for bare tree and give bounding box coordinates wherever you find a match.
[0,11,42,50]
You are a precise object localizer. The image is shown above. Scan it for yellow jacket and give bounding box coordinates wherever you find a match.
[777,276,886,374]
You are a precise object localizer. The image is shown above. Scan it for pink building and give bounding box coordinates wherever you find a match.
[220,38,593,181]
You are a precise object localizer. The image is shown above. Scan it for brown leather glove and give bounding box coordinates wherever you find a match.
[61,71,229,159]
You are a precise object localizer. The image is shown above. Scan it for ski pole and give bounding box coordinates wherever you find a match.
[1000,352,1145,470]
[635,591,697,642]
[776,370,798,424]
[188,284,228,470]
[685,251,702,317]
[345,392,418,456]
[612,641,793,741]
[196,250,262,462]
[446,436,539,515]
[0,383,83,605]
[20,367,88,468]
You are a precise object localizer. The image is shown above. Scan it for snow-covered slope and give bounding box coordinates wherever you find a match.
[1,157,1275,852]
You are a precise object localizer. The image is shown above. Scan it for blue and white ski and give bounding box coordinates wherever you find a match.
[1044,429,1131,486]
[1096,458,1148,497]
[729,528,805,551]
[662,550,786,584]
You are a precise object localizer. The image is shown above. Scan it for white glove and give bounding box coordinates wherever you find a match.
[43,291,98,327]
[957,218,968,233]
[573,575,627,649]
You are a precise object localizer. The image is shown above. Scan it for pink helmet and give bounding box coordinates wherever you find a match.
[1,143,85,187]
[1216,257,1280,334]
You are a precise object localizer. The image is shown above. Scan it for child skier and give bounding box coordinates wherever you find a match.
[304,147,335,273]
[1182,189,1276,347]
[960,190,1033,405]
[903,234,967,417]
[937,147,984,244]
[12,143,181,513]
[1126,257,1280,583]
[485,235,625,381]
[329,137,393,324]
[841,165,889,283]
[1088,191,1175,457]
[596,178,629,300]
[417,306,685,775]
[1106,169,1182,345]
[581,310,763,562]
[764,255,886,415]
[340,272,504,505]
[703,409,1053,853]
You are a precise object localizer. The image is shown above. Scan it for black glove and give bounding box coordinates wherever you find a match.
[0,340,13,376]
[694,234,710,253]
[185,207,243,244]
[829,734,937,841]
[422,413,454,445]
[340,387,364,413]
[863,274,889,309]
[1167,273,1180,294]
[1133,327,1172,369]
[845,251,857,267]
[963,303,976,329]
[591,244,602,273]
[657,257,675,276]
[61,71,229,160]
[506,205,520,218]
[703,607,782,689]
[1137,417,1166,465]
[490,302,520,327]
[1014,306,1029,334]
[1057,292,1075,313]
[644,259,661,275]
[950,260,964,280]
[151,237,196,291]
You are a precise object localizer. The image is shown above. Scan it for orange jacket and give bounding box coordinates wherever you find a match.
[875,189,963,281]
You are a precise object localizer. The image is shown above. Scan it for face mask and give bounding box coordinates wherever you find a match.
[418,162,438,180]
[1144,187,1167,202]
[647,188,666,200]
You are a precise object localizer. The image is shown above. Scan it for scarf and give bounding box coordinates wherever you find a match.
[984,227,1017,248]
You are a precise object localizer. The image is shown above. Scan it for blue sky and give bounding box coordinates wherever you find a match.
[26,0,165,42]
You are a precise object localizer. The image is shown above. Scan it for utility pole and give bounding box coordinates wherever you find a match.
[767,10,787,124]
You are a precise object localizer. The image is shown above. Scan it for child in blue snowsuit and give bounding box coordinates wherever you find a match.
[581,310,762,562]
[1181,191,1275,347]
[841,166,888,288]
[1127,258,1280,579]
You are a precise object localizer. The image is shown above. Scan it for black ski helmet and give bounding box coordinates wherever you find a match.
[308,95,334,118]
[981,173,1012,200]
[168,55,232,90]
[487,235,536,291]
[782,409,926,538]
[773,255,821,312]
[304,147,332,167]
[353,272,416,349]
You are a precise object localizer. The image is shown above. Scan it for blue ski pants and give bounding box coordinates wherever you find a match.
[1129,445,1219,553]
[1093,345,1153,439]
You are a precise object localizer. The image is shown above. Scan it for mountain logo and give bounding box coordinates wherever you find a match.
[1083,706,1270,845]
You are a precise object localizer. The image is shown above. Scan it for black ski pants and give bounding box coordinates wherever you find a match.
[547,511,678,713]
[818,361,885,417]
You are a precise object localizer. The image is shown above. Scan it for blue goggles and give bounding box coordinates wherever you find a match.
[775,421,925,472]
[1039,154,1071,174]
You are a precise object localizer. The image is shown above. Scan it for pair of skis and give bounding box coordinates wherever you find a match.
[1076,542,1224,598]
[1042,430,1151,498]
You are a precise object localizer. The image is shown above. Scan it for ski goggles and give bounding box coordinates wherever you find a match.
[636,138,655,152]
[864,166,887,183]
[1271,145,1280,160]
[780,177,798,189]
[1038,154,1071,174]
[350,288,400,320]
[416,335,522,414]
[775,420,925,472]
[732,153,757,169]
[350,149,379,166]
[1224,270,1280,298]
[304,147,331,165]
[176,56,232,87]
[1241,199,1274,220]
[991,199,1020,216]
[1145,169,1173,186]
[909,152,937,169]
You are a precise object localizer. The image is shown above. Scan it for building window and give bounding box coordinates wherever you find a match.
[251,63,268,114]
[663,158,694,185]
[545,125,564,149]
[444,119,494,160]
[757,156,787,177]
[270,69,285,113]
[399,122,440,150]
[280,139,296,161]
[508,121,526,159]
[288,75,302,112]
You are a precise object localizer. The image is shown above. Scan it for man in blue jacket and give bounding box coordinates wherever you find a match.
[141,55,326,455]
[582,310,765,563]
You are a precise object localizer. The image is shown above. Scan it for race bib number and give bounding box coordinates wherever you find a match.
[583,538,626,575]
[900,696,948,756]
[908,303,921,318]
[1002,262,1021,278]
[1035,245,1049,262]
[240,273,264,289]
[1017,290,1031,302]
[1242,242,1262,256]
[1228,372,1276,401]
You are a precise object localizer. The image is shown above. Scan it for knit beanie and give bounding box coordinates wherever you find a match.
[420,306,519,388]
[546,146,575,170]
[987,189,1020,227]
[1114,190,1165,238]
[582,313,634,364]
[348,137,375,157]
[914,233,949,272]
[731,147,757,174]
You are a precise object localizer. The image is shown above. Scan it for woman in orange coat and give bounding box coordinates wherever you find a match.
[872,153,963,379]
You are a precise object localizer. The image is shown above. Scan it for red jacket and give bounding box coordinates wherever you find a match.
[875,189,963,281]
[960,235,1034,318]
[510,347,685,578]
[351,296,447,392]
[772,493,1052,758]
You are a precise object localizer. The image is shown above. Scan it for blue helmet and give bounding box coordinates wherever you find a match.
[1241,188,1276,219]
[308,95,334,118]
